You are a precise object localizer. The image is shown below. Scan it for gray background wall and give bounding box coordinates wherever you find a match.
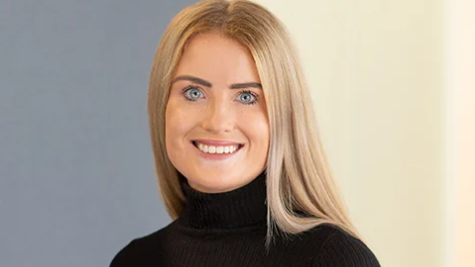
[0,1,197,266]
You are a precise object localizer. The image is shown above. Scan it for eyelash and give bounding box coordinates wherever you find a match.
[180,85,259,105]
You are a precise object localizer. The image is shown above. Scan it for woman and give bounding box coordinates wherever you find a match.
[111,0,381,266]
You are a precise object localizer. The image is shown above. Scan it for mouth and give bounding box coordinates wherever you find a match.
[191,141,245,153]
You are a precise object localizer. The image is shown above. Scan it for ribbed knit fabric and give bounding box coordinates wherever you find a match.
[110,169,381,266]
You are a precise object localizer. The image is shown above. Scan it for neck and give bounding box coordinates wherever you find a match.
[177,169,268,229]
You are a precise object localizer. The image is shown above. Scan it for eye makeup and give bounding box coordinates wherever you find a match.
[180,85,260,105]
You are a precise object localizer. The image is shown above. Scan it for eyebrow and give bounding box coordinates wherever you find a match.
[172,75,262,90]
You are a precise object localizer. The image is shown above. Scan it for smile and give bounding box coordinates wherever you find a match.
[191,141,244,160]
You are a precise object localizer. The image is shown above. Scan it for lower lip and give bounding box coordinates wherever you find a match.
[191,142,244,161]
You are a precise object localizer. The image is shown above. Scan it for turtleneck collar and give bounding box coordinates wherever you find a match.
[177,169,268,230]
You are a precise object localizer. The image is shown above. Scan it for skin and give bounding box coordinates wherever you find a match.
[165,32,270,193]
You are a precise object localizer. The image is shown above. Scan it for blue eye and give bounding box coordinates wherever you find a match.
[238,90,259,105]
[182,86,202,101]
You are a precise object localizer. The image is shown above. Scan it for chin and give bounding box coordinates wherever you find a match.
[187,176,237,193]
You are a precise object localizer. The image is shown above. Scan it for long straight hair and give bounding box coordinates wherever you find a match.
[147,0,363,249]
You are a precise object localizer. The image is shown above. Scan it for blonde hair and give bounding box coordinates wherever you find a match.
[147,0,363,249]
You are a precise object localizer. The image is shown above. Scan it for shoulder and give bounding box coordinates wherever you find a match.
[109,238,141,267]
[307,223,381,267]
[109,220,177,267]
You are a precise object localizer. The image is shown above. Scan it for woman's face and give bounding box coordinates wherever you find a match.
[165,32,269,193]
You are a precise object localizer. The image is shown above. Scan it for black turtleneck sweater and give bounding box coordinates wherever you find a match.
[110,170,381,266]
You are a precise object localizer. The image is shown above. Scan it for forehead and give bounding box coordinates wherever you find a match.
[175,32,260,83]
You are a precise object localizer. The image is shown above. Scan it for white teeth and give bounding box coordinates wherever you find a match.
[196,142,240,154]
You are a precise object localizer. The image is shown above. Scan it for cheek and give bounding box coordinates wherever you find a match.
[241,113,270,150]
[165,100,195,149]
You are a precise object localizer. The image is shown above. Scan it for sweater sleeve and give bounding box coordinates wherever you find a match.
[312,229,381,267]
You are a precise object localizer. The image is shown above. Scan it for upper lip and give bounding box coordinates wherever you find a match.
[192,139,244,146]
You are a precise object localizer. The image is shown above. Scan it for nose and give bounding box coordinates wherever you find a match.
[201,98,234,134]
